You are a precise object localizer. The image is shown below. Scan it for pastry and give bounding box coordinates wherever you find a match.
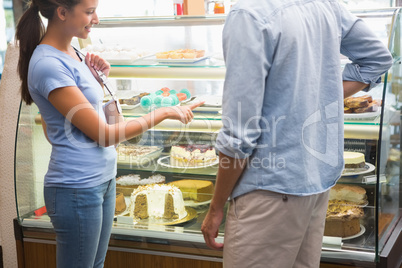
[183,52,196,59]
[196,50,205,58]
[354,102,378,113]
[155,52,169,59]
[343,95,381,115]
[344,107,354,113]
[344,97,369,108]
[155,49,206,59]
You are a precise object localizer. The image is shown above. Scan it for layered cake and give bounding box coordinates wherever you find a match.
[115,192,127,215]
[324,184,366,237]
[169,179,214,202]
[117,145,162,165]
[343,151,365,169]
[329,184,367,205]
[129,184,187,220]
[116,174,165,196]
[170,145,217,167]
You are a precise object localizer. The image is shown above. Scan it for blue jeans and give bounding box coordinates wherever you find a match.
[44,178,116,268]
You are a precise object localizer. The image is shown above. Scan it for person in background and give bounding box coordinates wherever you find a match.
[201,0,392,267]
[14,0,202,267]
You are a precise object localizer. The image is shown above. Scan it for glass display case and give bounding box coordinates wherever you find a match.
[14,10,401,268]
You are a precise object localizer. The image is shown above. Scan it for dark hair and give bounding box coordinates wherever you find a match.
[15,0,81,105]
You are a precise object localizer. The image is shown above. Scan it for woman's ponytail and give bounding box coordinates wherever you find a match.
[15,1,45,105]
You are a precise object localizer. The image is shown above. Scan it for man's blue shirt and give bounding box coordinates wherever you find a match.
[216,0,392,198]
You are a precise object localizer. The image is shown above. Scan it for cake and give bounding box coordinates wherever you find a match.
[169,179,214,202]
[324,200,364,237]
[116,174,165,196]
[128,184,187,220]
[344,151,365,169]
[329,184,367,205]
[170,145,217,167]
[115,192,127,214]
[117,144,163,166]
[324,184,366,237]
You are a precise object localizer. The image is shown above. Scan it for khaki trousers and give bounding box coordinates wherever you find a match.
[223,189,330,268]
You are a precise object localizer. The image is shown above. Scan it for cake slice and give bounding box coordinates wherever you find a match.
[134,194,149,219]
[115,192,127,214]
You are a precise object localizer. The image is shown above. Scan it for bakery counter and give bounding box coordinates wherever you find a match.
[15,195,391,266]
[15,215,402,268]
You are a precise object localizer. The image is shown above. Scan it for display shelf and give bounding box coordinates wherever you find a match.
[109,65,226,79]
[96,15,227,28]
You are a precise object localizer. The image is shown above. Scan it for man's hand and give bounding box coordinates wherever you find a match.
[201,206,224,250]
[201,153,247,250]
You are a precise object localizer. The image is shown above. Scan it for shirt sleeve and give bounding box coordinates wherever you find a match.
[216,10,271,159]
[340,6,393,91]
[30,57,77,99]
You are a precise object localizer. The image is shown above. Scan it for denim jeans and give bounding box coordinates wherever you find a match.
[44,178,116,268]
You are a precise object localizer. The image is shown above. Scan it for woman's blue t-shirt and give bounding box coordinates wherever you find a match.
[28,44,117,188]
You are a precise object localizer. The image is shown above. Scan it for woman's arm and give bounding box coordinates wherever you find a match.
[48,85,202,147]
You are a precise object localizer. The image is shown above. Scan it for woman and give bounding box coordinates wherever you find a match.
[15,0,202,267]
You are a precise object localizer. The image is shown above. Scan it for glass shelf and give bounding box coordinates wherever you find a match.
[96,15,227,28]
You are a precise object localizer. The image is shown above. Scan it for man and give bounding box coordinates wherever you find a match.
[201,0,392,267]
